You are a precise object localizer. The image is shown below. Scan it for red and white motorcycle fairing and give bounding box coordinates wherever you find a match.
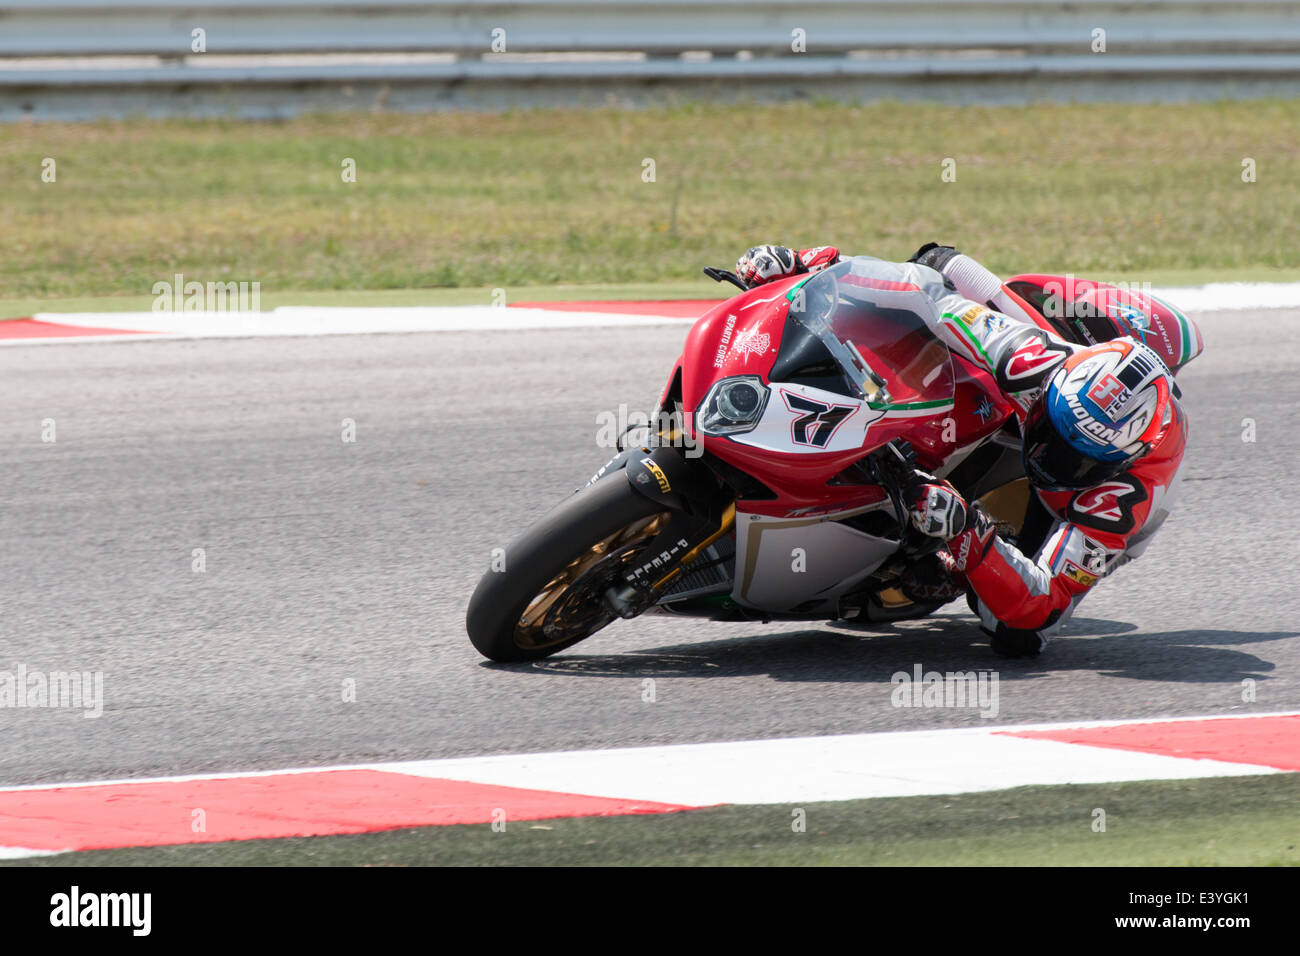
[664,257,1019,613]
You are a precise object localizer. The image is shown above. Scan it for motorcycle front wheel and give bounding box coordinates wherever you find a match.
[465,475,670,662]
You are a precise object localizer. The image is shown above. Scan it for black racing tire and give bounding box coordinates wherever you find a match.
[465,475,670,662]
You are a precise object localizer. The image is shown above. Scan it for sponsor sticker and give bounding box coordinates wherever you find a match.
[712,314,738,368]
[1062,562,1098,587]
[1108,301,1153,340]
[641,457,672,493]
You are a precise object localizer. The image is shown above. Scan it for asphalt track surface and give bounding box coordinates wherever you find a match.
[0,310,1296,786]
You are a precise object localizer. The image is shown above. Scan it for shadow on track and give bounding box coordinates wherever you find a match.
[482,614,1290,685]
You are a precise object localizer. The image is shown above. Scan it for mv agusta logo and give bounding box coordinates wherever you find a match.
[781,390,857,448]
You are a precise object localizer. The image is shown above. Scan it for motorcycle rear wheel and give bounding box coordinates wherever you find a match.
[466,476,670,662]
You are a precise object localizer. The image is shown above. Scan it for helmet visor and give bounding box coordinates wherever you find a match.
[1021,400,1138,491]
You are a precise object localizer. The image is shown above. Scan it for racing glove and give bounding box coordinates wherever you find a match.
[944,501,998,575]
[907,479,997,573]
[910,481,1039,654]
[736,244,841,287]
[907,479,968,539]
[907,242,961,272]
[737,245,801,287]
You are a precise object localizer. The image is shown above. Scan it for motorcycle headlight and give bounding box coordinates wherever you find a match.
[696,376,769,436]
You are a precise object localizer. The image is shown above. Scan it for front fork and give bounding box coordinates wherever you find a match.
[586,444,736,619]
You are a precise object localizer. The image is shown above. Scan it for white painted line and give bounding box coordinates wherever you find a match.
[3,282,1297,347]
[369,727,1278,805]
[26,306,691,339]
[1152,282,1300,311]
[0,711,1291,800]
[0,845,64,860]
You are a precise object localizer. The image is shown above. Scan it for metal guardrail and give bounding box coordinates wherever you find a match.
[1,1,1299,120]
[3,1,1300,56]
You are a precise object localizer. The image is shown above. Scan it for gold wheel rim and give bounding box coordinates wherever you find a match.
[514,513,668,650]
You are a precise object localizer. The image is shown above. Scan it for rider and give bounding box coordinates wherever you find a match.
[733,243,1189,658]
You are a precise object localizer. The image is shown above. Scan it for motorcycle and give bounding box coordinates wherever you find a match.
[466,257,1200,661]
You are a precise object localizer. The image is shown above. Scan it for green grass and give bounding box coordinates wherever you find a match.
[9,773,1297,867]
[1,101,1297,306]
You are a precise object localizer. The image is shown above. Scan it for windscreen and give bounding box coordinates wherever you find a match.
[783,258,954,409]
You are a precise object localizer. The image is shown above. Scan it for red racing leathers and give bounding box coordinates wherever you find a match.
[924,252,1188,651]
[742,244,1189,652]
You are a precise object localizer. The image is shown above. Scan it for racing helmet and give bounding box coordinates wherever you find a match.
[1022,337,1176,491]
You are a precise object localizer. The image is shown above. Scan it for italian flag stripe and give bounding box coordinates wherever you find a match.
[1150,294,1194,365]
[941,312,992,368]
